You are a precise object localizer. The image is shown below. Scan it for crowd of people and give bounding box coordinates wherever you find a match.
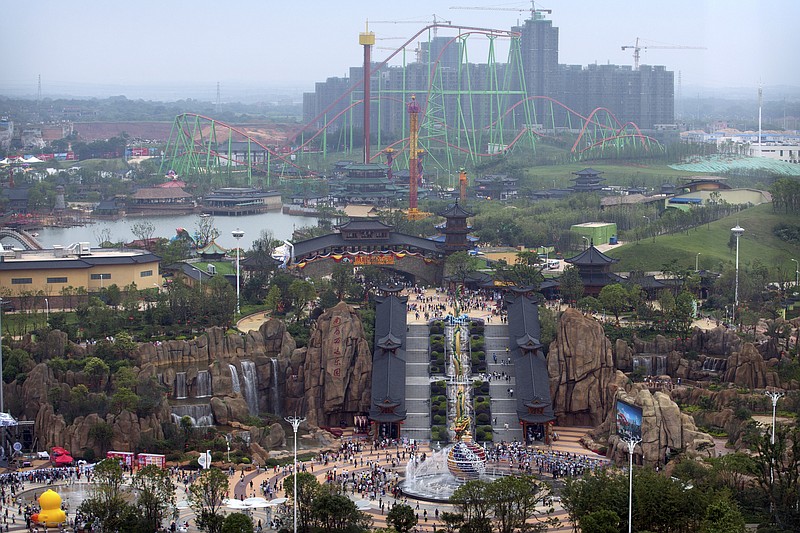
[486,441,607,479]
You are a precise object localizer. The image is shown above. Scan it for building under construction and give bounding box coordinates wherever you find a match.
[303,12,674,147]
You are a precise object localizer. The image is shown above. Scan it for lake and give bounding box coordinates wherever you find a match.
[29,212,318,249]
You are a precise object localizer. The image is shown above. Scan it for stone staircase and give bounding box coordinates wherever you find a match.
[402,324,432,440]
[484,324,523,442]
[400,323,523,443]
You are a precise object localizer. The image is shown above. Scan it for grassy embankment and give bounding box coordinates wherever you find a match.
[606,202,800,274]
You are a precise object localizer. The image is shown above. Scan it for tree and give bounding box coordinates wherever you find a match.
[133,464,176,532]
[195,215,220,248]
[283,472,320,533]
[131,220,156,245]
[700,496,746,533]
[751,426,800,530]
[187,468,229,533]
[445,251,481,288]
[88,422,115,456]
[486,475,555,533]
[221,513,254,533]
[78,459,135,532]
[581,509,620,533]
[309,491,372,532]
[264,285,282,313]
[559,266,585,305]
[387,503,417,533]
[288,279,316,322]
[598,283,630,325]
[83,356,109,391]
[331,263,357,301]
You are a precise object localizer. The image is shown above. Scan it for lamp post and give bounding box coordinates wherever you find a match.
[232,229,244,315]
[44,298,49,326]
[625,437,641,533]
[731,225,745,324]
[764,389,784,486]
[581,235,588,251]
[285,414,305,533]
[695,253,701,272]
[642,215,651,242]
[0,298,4,414]
[765,389,784,446]
[791,258,799,289]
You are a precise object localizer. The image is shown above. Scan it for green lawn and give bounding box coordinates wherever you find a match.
[606,203,800,273]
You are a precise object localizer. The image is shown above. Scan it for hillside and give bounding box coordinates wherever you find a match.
[606,202,800,274]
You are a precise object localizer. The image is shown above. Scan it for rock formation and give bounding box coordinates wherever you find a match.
[593,372,715,465]
[548,308,616,426]
[723,342,780,389]
[284,302,372,427]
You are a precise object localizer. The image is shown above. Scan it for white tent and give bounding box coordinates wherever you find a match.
[22,156,43,163]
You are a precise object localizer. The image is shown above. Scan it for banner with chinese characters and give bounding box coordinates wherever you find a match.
[354,254,395,265]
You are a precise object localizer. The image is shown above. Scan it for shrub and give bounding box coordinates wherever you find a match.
[476,413,490,425]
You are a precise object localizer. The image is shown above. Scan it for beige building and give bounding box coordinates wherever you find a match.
[0,243,160,306]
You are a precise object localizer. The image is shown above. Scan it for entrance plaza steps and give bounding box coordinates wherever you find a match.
[485,324,524,442]
[403,324,432,438]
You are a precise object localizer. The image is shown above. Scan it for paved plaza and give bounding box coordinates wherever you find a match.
[3,426,605,532]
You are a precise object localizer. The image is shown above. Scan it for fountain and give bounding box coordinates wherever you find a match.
[195,370,212,398]
[269,358,281,415]
[229,363,241,394]
[702,357,727,372]
[633,355,667,376]
[174,372,188,399]
[171,404,214,426]
[241,360,259,416]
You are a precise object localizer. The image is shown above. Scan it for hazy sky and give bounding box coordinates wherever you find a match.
[3,0,798,100]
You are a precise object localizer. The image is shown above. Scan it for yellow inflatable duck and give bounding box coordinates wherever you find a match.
[31,489,67,527]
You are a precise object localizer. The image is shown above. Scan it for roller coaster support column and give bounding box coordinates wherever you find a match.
[407,95,420,214]
[359,23,375,164]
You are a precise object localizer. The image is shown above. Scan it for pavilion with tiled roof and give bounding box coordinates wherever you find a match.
[564,242,622,296]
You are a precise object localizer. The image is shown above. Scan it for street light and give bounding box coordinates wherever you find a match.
[764,389,784,445]
[764,388,784,486]
[285,414,306,533]
[232,228,244,315]
[581,235,588,251]
[731,225,745,323]
[791,258,799,289]
[695,253,701,272]
[0,298,4,414]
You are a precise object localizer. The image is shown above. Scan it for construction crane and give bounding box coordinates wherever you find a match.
[371,14,452,37]
[621,37,706,70]
[451,1,552,19]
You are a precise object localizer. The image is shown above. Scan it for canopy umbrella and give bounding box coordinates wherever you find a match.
[53,454,73,466]
[0,413,17,427]
[244,497,269,507]
[226,500,251,510]
[354,499,372,510]
[269,497,287,505]
[176,500,190,510]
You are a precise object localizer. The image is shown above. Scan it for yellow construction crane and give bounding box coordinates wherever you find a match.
[621,37,706,70]
[450,1,552,19]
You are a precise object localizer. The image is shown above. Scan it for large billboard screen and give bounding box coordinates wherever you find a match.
[616,400,643,441]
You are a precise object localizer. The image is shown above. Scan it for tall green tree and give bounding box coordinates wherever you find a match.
[387,503,417,533]
[598,283,630,325]
[133,464,176,532]
[221,513,254,533]
[187,468,229,533]
[284,472,321,533]
[77,459,136,532]
[445,251,481,288]
[309,491,372,532]
[559,266,585,305]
